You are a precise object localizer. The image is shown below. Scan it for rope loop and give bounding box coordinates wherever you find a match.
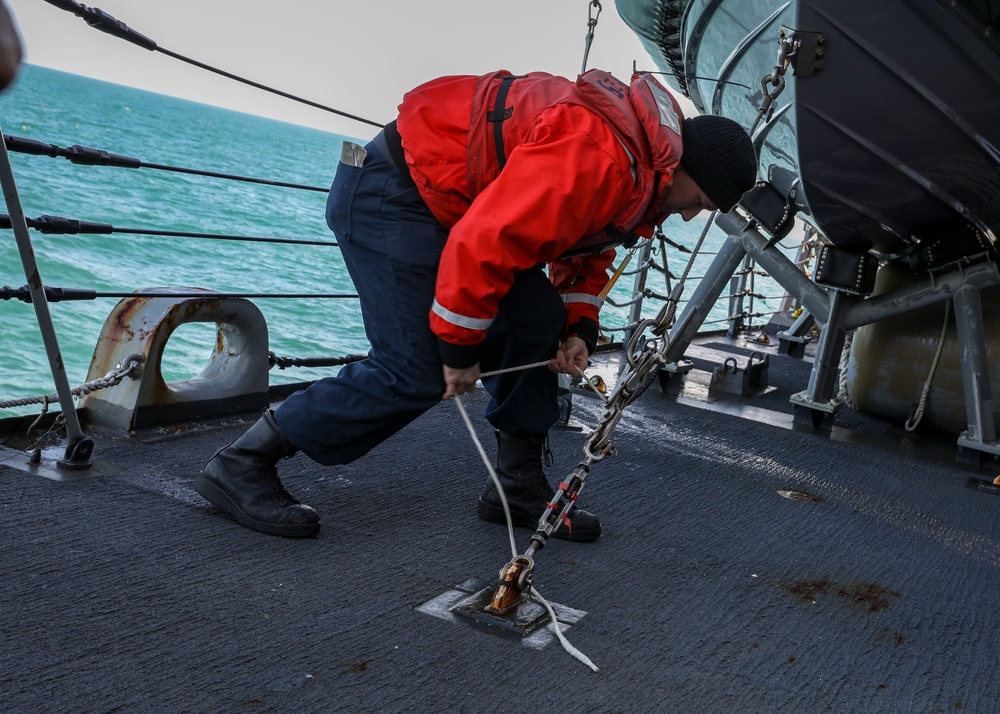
[904,302,951,432]
[0,353,143,410]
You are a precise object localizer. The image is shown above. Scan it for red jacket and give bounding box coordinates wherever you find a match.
[395,70,684,367]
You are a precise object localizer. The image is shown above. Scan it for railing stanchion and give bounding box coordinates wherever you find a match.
[623,239,653,352]
[0,124,92,469]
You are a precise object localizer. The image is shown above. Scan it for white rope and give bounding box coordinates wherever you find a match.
[453,394,517,557]
[528,583,599,671]
[479,360,550,378]
[481,361,608,403]
[453,369,600,672]
[905,302,951,432]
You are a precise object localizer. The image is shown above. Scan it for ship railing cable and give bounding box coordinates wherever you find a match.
[1,285,359,303]
[605,293,647,309]
[3,135,329,193]
[268,352,368,371]
[0,212,339,248]
[41,0,385,129]
[617,257,656,277]
[647,260,680,281]
[702,309,781,327]
[1,125,362,412]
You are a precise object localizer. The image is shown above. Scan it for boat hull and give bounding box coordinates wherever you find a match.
[617,0,1000,258]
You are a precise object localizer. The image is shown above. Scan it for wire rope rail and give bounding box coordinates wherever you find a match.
[3,135,330,193]
[0,212,339,247]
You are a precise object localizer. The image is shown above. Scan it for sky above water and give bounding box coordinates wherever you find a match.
[5,0,694,136]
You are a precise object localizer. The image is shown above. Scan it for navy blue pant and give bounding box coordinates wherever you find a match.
[273,142,565,466]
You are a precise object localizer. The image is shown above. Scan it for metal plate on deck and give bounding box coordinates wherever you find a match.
[416,578,588,651]
[450,586,551,638]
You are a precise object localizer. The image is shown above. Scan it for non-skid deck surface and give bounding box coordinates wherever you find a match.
[2,342,999,713]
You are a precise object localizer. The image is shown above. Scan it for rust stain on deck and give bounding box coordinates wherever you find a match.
[836,582,902,613]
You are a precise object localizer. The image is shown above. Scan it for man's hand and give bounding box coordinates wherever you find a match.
[442,364,480,400]
[548,336,590,377]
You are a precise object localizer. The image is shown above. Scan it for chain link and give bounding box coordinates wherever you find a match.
[525,294,679,551]
[581,0,603,75]
[754,31,795,130]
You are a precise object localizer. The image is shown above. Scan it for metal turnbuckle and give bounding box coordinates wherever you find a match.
[485,306,678,607]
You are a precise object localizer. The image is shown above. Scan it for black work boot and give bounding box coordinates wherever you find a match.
[194,410,321,537]
[477,430,601,542]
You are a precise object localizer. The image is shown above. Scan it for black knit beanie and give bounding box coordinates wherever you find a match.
[679,115,757,213]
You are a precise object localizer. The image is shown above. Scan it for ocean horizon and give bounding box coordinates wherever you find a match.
[0,64,760,417]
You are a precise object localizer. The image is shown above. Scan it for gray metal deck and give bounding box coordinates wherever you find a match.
[2,338,998,713]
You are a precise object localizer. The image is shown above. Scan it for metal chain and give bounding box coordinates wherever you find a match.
[754,31,794,131]
[581,0,603,75]
[525,298,678,558]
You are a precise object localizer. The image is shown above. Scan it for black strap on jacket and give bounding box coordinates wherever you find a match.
[372,120,414,186]
[486,75,524,172]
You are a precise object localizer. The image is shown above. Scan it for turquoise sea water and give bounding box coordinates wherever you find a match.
[0,65,763,416]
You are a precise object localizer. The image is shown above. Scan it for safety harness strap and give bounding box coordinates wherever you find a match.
[486,75,523,172]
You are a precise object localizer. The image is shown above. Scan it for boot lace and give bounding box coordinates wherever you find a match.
[256,458,300,505]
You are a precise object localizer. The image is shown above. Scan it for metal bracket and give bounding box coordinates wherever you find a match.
[58,437,95,470]
[790,390,840,430]
[781,26,828,78]
[956,434,1000,466]
[657,358,694,396]
[777,309,815,358]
